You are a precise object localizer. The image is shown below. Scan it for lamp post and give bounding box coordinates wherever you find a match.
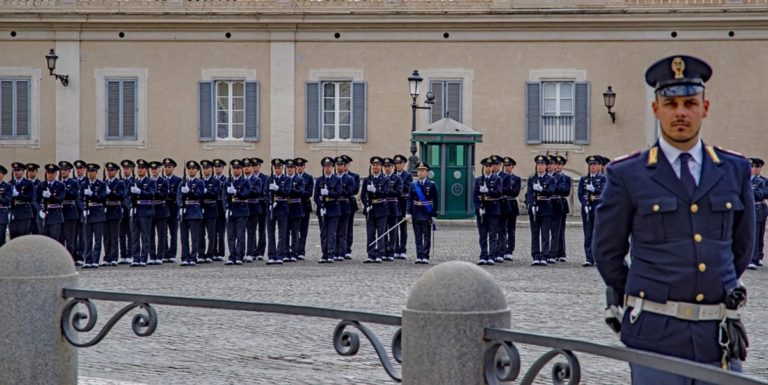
[603,85,616,124]
[408,70,435,175]
[45,49,69,87]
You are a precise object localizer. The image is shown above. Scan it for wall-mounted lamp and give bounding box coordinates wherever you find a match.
[45,49,69,87]
[603,85,616,124]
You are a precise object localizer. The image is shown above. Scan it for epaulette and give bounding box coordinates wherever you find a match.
[611,150,641,165]
[714,145,745,159]
[646,146,658,167]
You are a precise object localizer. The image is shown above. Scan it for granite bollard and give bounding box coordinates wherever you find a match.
[0,235,78,385]
[402,260,510,385]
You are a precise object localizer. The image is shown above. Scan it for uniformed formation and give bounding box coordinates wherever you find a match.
[0,154,441,266]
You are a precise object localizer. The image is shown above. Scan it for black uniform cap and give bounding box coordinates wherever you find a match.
[11,162,26,171]
[200,160,213,168]
[334,156,347,165]
[369,156,383,165]
[186,160,200,169]
[382,157,394,166]
[645,55,712,97]
[341,155,353,163]
[149,161,162,169]
[534,155,549,165]
[251,157,264,165]
[556,155,567,165]
[162,158,177,167]
[44,163,60,173]
[0,165,6,174]
[271,158,285,167]
[393,154,408,164]
[502,157,516,166]
[136,159,149,169]
[120,159,135,168]
[416,162,430,171]
[74,160,87,169]
[294,158,308,167]
[230,159,243,168]
[105,162,119,171]
[213,159,227,167]
[26,163,40,171]
[285,159,296,167]
[480,157,492,166]
[59,160,74,170]
[586,155,600,165]
[321,157,335,167]
[489,155,502,165]
[86,163,100,172]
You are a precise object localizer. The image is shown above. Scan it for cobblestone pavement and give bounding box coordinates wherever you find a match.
[75,220,768,385]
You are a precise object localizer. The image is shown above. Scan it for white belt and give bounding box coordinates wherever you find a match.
[625,295,741,323]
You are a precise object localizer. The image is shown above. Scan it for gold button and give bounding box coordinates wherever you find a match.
[726,202,733,209]
[696,294,704,302]
[698,263,706,272]
[639,291,645,298]
[690,204,699,213]
[694,234,703,243]
[652,204,660,212]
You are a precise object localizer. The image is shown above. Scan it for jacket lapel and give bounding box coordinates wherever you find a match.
[691,146,724,203]
[650,147,691,202]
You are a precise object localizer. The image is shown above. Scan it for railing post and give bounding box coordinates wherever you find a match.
[0,235,78,384]
[402,261,510,384]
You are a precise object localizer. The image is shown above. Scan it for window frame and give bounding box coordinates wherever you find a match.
[0,67,40,148]
[95,68,147,148]
[321,80,353,142]
[0,77,31,140]
[105,77,138,141]
[215,79,246,141]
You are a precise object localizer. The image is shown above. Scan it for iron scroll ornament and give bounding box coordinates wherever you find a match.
[61,298,158,348]
[485,339,580,385]
[333,320,402,382]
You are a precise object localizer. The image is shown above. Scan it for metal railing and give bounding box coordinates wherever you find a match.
[541,115,574,144]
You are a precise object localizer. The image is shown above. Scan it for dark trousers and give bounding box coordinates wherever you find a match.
[150,218,167,260]
[255,212,267,257]
[42,223,62,244]
[246,214,259,256]
[753,220,765,264]
[298,213,310,256]
[385,215,398,258]
[397,215,408,255]
[165,216,179,260]
[0,223,6,248]
[412,220,431,260]
[477,214,499,260]
[30,213,39,235]
[336,214,349,258]
[62,219,79,260]
[495,212,508,258]
[227,216,248,261]
[199,218,216,258]
[530,214,552,261]
[9,219,31,239]
[287,217,301,258]
[119,213,132,261]
[558,209,567,259]
[549,210,563,260]
[83,221,104,265]
[268,215,288,260]
[630,360,741,385]
[365,215,387,259]
[504,214,517,255]
[214,212,226,257]
[759,219,767,261]
[319,215,339,260]
[131,216,153,263]
[75,218,84,261]
[103,219,120,263]
[181,219,201,262]
[582,211,595,263]
[346,210,355,256]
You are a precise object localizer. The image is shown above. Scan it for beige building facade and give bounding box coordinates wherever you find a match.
[1,0,768,179]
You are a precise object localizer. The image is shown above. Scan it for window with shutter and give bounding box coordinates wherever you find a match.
[429,80,462,123]
[312,80,360,142]
[105,79,138,141]
[526,80,590,145]
[0,78,31,140]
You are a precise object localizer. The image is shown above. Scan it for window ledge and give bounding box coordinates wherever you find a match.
[528,143,585,153]
[0,138,40,148]
[96,139,147,149]
[309,141,362,151]
[203,140,256,150]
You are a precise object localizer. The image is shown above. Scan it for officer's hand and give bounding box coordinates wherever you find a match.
[203,188,208,194]
[269,183,279,191]
[727,319,749,361]
[478,208,485,216]
[226,186,237,194]
[365,206,371,214]
[479,184,489,193]
[181,186,190,194]
[225,209,231,219]
[272,202,277,209]
[84,188,93,196]
[584,206,591,215]
[105,186,111,195]
[42,190,51,198]
[533,182,543,192]
[130,186,141,194]
[586,183,595,192]
[12,187,18,197]
[367,184,376,193]
[405,213,412,221]
[320,208,326,217]
[605,305,623,335]
[320,187,329,196]
[531,206,538,216]
[39,211,46,219]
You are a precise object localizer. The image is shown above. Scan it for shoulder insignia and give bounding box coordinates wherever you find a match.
[646,146,658,167]
[714,145,745,159]
[611,150,641,165]
[705,146,721,164]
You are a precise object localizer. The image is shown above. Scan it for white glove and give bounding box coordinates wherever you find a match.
[12,186,18,197]
[227,186,236,194]
[203,188,208,194]
[479,184,489,193]
[84,188,93,197]
[367,184,376,193]
[272,202,277,209]
[269,183,279,191]
[39,211,46,219]
[478,208,485,216]
[42,190,51,198]
[586,183,595,192]
[181,186,190,194]
[320,187,329,196]
[365,206,371,214]
[105,186,111,195]
[585,206,591,215]
[533,182,543,192]
[225,209,231,219]
[532,206,538,216]
[131,186,141,194]
[320,208,326,217]
[405,213,412,221]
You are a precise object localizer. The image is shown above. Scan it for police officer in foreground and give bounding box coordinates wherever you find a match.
[285,159,305,262]
[474,157,502,265]
[342,155,361,260]
[266,158,291,265]
[26,163,41,235]
[406,162,438,264]
[199,160,221,263]
[315,156,340,263]
[212,159,229,261]
[594,55,754,383]
[334,156,354,262]
[577,155,605,267]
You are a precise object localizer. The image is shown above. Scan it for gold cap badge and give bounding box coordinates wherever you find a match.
[671,57,686,79]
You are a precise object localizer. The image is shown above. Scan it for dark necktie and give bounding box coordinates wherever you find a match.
[678,153,696,198]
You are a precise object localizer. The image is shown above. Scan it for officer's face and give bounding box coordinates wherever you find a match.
[371,163,382,174]
[482,164,492,175]
[75,167,85,177]
[61,168,71,178]
[107,169,117,178]
[46,172,56,181]
[556,164,564,172]
[546,163,555,173]
[202,167,212,177]
[492,163,501,173]
[417,168,427,179]
[536,163,546,174]
[384,164,394,174]
[188,167,198,177]
[243,165,253,174]
[150,167,160,177]
[27,170,37,179]
[336,164,345,174]
[274,165,284,176]
[653,93,709,149]
[323,165,333,175]
[137,167,148,177]
[395,162,405,172]
[286,166,295,176]
[254,164,261,173]
[163,165,174,176]
[503,164,514,173]
[13,169,24,179]
[752,166,760,176]
[122,167,132,178]
[87,170,97,180]
[297,165,305,173]
[232,166,242,177]
[214,165,224,175]
[589,163,600,174]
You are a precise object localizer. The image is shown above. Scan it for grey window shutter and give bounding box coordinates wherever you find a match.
[351,81,367,143]
[446,80,462,123]
[15,80,29,138]
[244,81,260,142]
[106,80,121,139]
[122,80,136,139]
[1,81,13,137]
[305,81,321,142]
[525,81,542,144]
[573,81,590,145]
[430,81,443,123]
[198,81,215,142]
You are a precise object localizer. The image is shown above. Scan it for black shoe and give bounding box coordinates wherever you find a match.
[582,261,594,267]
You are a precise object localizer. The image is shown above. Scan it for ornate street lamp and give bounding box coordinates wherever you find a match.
[603,85,616,124]
[408,70,434,174]
[45,49,69,87]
